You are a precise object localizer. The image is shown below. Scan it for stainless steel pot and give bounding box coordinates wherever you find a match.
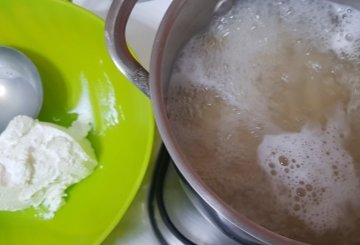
[105,0,360,244]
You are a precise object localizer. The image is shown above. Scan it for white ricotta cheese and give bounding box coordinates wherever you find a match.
[0,115,97,219]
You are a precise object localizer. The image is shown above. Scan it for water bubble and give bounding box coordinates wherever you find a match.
[306,184,313,192]
[279,155,289,166]
[345,33,354,42]
[296,187,307,197]
[214,0,233,16]
[281,74,289,83]
[217,24,224,31]
[223,31,230,37]
[293,204,301,211]
[310,62,322,72]
[286,8,294,16]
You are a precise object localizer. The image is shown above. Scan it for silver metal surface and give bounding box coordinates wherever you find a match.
[158,163,240,245]
[0,46,43,131]
[105,0,150,96]
[106,0,360,244]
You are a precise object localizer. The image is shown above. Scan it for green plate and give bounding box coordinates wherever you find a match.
[0,0,155,244]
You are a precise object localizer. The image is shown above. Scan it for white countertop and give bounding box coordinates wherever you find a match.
[72,0,171,244]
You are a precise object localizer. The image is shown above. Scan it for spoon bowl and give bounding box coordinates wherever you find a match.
[0,46,43,131]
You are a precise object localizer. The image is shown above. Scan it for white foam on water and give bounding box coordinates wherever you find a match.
[169,0,360,237]
[258,107,360,233]
[171,0,360,134]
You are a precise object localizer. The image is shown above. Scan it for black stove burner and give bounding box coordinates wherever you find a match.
[147,145,196,245]
[147,145,263,245]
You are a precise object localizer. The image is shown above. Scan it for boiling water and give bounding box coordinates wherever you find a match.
[167,0,360,244]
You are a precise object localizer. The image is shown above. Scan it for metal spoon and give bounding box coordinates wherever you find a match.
[0,46,43,132]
